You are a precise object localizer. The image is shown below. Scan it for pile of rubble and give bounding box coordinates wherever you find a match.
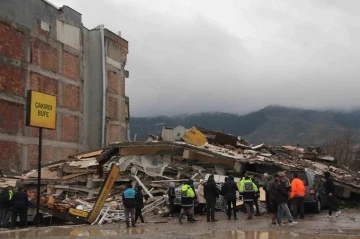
[1,125,360,225]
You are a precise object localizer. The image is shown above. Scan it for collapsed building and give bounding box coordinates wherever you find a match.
[1,126,359,225]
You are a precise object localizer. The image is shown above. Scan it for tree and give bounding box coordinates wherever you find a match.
[325,129,360,170]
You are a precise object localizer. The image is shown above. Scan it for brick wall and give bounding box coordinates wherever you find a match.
[0,63,24,96]
[107,71,118,94]
[0,17,83,171]
[29,127,57,140]
[61,114,79,143]
[28,145,57,168]
[63,51,80,80]
[108,124,120,143]
[0,22,25,61]
[61,148,78,160]
[30,72,58,95]
[0,99,24,135]
[0,10,129,171]
[119,98,126,122]
[120,78,125,96]
[31,38,58,72]
[62,83,79,110]
[107,96,118,119]
[0,141,22,171]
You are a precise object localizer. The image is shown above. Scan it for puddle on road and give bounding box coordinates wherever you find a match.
[195,231,360,239]
[1,228,359,239]
[0,227,155,239]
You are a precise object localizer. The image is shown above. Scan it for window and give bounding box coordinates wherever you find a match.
[286,172,309,186]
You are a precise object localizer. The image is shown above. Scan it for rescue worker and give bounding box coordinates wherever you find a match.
[134,186,145,225]
[197,180,206,215]
[204,175,219,222]
[187,179,197,222]
[276,176,298,226]
[222,175,238,220]
[290,172,305,219]
[324,171,341,218]
[239,176,258,220]
[249,174,261,216]
[179,179,196,224]
[122,184,136,228]
[2,187,13,228]
[10,187,28,228]
[237,171,249,191]
[168,182,176,218]
[268,174,280,224]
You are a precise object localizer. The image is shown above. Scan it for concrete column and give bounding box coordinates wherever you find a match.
[21,145,28,171]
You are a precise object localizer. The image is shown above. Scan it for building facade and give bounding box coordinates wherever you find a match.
[0,0,129,172]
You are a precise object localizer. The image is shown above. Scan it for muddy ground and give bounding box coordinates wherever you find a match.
[0,209,359,239]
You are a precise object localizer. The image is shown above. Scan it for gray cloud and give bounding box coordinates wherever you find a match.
[52,0,360,116]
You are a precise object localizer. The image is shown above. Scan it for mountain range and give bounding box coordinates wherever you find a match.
[130,106,360,146]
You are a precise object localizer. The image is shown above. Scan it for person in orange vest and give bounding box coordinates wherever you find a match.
[290,172,305,219]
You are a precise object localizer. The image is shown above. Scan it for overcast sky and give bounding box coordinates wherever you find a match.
[51,0,360,117]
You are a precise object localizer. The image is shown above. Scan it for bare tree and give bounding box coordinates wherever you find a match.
[325,129,359,168]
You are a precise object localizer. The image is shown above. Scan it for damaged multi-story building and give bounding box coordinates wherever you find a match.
[0,0,130,172]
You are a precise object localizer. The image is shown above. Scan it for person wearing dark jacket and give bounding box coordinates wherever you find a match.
[222,175,238,220]
[134,186,145,224]
[276,177,297,226]
[220,177,228,196]
[122,184,136,228]
[10,188,28,228]
[268,174,279,224]
[324,172,341,218]
[204,175,219,222]
[263,173,271,212]
[220,177,228,212]
[168,182,176,217]
[0,188,10,227]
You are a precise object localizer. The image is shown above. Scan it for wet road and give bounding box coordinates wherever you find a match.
[0,209,359,239]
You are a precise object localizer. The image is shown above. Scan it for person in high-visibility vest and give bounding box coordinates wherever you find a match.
[179,179,196,224]
[237,171,249,191]
[239,176,258,220]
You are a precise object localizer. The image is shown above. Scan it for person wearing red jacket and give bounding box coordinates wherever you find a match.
[290,172,305,219]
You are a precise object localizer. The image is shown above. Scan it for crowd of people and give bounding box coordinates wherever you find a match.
[0,170,341,229]
[0,187,30,228]
[162,170,341,226]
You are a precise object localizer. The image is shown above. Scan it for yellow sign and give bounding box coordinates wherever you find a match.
[26,90,57,129]
[69,208,89,218]
[87,164,120,223]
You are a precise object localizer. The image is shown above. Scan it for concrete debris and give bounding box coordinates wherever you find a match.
[1,126,359,225]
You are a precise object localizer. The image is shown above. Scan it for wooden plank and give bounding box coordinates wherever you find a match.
[62,172,92,180]
[39,204,87,224]
[133,175,153,198]
[69,208,89,218]
[87,164,120,224]
[75,150,104,159]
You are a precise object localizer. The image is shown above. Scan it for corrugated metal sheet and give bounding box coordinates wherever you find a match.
[182,127,207,146]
